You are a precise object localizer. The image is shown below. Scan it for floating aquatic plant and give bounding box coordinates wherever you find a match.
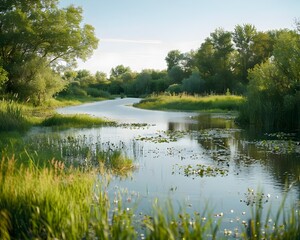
[173,163,229,177]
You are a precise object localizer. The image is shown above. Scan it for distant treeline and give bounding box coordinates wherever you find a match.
[0,1,299,132]
[59,23,300,133]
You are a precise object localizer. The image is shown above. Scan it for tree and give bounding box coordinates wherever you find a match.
[251,31,274,64]
[134,70,152,95]
[182,71,205,94]
[232,24,257,83]
[95,71,108,84]
[239,29,300,131]
[195,29,235,93]
[168,65,185,85]
[0,0,98,102]
[165,50,184,71]
[110,65,131,80]
[195,38,215,78]
[0,66,8,92]
[12,57,65,105]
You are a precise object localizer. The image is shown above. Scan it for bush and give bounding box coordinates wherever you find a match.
[166,84,182,94]
[86,87,111,98]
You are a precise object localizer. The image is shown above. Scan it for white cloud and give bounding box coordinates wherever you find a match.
[101,38,162,45]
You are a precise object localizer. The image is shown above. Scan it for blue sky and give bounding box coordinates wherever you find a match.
[60,0,300,75]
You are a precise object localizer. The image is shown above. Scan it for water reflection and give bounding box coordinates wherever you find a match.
[37,98,300,229]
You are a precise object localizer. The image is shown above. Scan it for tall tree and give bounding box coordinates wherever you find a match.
[195,29,234,93]
[0,0,98,101]
[165,50,184,71]
[232,24,257,83]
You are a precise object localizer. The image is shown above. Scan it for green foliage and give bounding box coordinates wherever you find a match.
[0,156,94,239]
[97,150,134,175]
[11,57,66,104]
[0,100,30,132]
[0,66,8,92]
[41,114,110,128]
[143,201,220,239]
[0,0,98,103]
[232,24,257,83]
[0,154,299,239]
[166,84,182,94]
[168,65,185,84]
[182,71,205,94]
[135,94,244,112]
[238,29,300,132]
[86,87,111,98]
[165,50,184,71]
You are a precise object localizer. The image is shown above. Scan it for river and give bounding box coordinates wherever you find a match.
[52,98,300,232]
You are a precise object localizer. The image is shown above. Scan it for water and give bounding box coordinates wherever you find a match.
[50,98,300,233]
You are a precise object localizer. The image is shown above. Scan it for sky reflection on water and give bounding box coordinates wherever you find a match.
[54,98,300,230]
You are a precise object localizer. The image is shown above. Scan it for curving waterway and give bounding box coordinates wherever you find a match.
[46,98,300,232]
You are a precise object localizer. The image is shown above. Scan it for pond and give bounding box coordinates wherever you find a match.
[34,98,300,234]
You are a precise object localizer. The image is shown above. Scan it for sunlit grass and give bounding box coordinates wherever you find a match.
[97,150,135,175]
[0,156,94,239]
[41,113,113,128]
[0,155,299,239]
[134,93,245,112]
[0,100,30,132]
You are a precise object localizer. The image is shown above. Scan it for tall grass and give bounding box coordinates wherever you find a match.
[97,150,135,175]
[41,113,113,128]
[0,155,137,239]
[0,156,94,239]
[0,155,299,239]
[135,93,245,112]
[0,100,30,132]
[143,200,220,239]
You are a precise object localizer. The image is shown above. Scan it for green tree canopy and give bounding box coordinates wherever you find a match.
[232,24,257,83]
[0,0,98,102]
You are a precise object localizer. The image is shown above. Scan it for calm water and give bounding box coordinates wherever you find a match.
[52,98,299,232]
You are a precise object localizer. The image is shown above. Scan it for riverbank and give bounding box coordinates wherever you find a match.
[0,96,110,132]
[0,97,299,239]
[133,93,245,112]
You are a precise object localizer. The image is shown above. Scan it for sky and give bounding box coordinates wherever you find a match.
[59,0,300,75]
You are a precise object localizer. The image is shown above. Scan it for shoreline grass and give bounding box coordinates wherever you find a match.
[0,156,299,239]
[134,93,245,112]
[41,113,114,128]
[0,96,110,132]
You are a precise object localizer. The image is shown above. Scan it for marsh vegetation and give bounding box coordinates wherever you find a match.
[2,98,298,239]
[0,1,299,239]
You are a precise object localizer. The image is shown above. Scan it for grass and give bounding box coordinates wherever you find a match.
[0,96,111,132]
[134,93,245,112]
[97,150,135,175]
[41,113,113,128]
[0,155,299,239]
[0,133,134,173]
[0,100,30,132]
[0,156,95,239]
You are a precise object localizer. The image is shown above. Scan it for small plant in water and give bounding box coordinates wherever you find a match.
[173,163,229,177]
[97,149,135,175]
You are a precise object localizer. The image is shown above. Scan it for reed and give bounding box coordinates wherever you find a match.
[97,150,135,175]
[143,200,220,239]
[0,100,30,132]
[0,156,94,239]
